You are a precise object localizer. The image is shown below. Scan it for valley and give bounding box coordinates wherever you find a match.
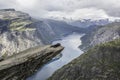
[27,33,83,80]
[0,8,120,80]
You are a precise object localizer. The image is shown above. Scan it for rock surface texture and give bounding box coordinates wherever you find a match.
[0,9,56,57]
[0,44,64,80]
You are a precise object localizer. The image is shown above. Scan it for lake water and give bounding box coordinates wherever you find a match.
[27,33,84,80]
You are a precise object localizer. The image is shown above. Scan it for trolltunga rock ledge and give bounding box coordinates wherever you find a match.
[0,44,64,80]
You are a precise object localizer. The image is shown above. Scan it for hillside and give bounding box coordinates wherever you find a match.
[0,9,57,58]
[43,19,85,37]
[48,39,120,80]
[80,22,120,50]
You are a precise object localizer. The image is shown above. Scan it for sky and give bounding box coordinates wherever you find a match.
[0,0,120,20]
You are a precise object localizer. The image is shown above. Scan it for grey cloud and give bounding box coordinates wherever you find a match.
[39,0,120,17]
[0,0,120,19]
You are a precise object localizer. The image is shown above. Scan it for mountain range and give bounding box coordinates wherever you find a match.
[0,9,82,58]
[0,9,120,80]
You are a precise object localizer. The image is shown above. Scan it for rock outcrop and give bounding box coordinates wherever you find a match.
[0,9,56,57]
[0,44,64,80]
[48,39,120,80]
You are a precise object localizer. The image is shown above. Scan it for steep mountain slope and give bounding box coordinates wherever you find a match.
[80,22,120,50]
[48,39,120,80]
[0,9,57,57]
[44,19,85,38]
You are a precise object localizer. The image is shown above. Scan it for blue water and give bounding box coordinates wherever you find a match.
[27,33,83,80]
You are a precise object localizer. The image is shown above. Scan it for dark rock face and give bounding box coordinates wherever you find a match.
[0,44,64,80]
[51,43,61,48]
[48,39,120,80]
[0,9,15,11]
[0,19,9,33]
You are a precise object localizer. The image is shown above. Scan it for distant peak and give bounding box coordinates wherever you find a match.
[0,9,15,11]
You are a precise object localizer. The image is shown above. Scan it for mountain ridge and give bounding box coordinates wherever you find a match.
[80,22,120,50]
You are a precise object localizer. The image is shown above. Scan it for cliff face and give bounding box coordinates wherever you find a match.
[0,9,56,57]
[0,44,64,80]
[0,9,83,58]
[80,22,120,50]
[48,39,120,80]
[0,9,65,80]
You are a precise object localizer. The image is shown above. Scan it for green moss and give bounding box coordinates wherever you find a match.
[9,20,36,31]
[1,52,9,59]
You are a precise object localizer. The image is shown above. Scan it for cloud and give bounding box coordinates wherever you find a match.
[44,8,110,20]
[0,0,120,20]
